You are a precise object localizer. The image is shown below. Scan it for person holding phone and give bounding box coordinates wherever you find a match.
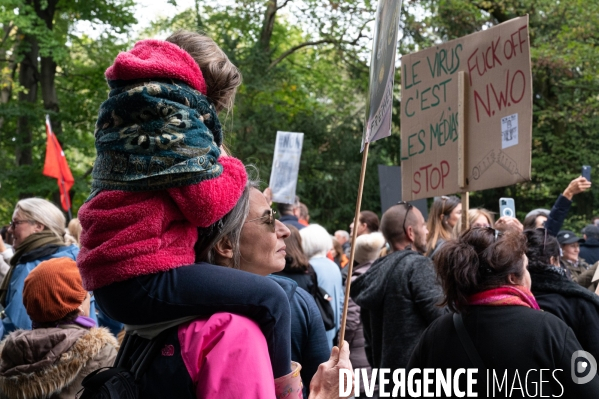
[532,174,592,237]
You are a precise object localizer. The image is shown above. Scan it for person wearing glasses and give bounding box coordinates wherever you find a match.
[76,32,300,382]
[425,195,462,258]
[524,228,599,362]
[351,202,445,383]
[111,179,351,398]
[407,227,599,396]
[468,208,495,229]
[0,198,80,337]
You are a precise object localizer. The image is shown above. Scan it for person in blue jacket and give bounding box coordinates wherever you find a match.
[0,198,87,336]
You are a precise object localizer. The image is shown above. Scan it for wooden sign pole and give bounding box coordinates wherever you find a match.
[339,141,370,347]
[458,71,469,231]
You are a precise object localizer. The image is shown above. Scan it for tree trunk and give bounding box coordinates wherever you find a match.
[40,56,62,134]
[16,34,39,167]
[37,0,62,134]
[259,0,277,54]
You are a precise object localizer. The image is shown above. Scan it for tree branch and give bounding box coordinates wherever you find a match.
[1,24,15,48]
[267,25,369,71]
[277,0,291,10]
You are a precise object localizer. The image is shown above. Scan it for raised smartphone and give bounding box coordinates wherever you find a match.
[499,197,516,218]
[582,165,591,182]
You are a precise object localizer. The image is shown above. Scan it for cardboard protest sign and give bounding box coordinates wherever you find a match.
[362,0,403,151]
[400,16,532,201]
[269,131,304,204]
[378,165,428,218]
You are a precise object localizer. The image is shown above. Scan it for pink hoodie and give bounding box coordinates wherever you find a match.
[179,313,303,399]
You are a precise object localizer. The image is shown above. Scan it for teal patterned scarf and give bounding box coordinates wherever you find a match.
[91,79,222,193]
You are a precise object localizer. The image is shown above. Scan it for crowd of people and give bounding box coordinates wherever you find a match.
[0,30,598,398]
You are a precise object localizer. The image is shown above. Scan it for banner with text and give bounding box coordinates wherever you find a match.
[400,16,532,201]
[362,0,403,151]
[269,131,304,204]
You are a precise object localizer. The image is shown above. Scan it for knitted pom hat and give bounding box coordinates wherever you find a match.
[90,38,246,226]
[106,39,207,94]
[23,257,87,323]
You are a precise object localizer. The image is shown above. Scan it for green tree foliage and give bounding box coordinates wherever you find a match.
[0,0,136,221]
[1,0,597,233]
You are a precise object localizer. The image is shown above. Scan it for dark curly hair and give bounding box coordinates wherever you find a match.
[435,227,527,313]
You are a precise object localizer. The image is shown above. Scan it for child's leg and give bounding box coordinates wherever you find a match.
[94,263,291,377]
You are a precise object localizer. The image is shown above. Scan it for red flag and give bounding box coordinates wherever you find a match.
[43,115,74,211]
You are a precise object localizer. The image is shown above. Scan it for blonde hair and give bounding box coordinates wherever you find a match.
[14,198,66,241]
[426,195,460,256]
[468,208,495,228]
[166,30,242,113]
[68,218,82,245]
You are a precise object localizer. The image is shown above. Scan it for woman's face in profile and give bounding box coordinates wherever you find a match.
[238,188,290,276]
[446,203,462,228]
[535,215,547,228]
[9,211,42,248]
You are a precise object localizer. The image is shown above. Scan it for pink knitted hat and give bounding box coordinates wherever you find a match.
[105,39,208,94]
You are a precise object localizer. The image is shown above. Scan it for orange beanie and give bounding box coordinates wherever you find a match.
[23,257,87,323]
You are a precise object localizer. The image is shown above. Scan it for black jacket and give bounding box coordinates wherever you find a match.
[530,266,599,361]
[545,194,571,236]
[408,306,599,397]
[580,237,599,265]
[351,250,445,370]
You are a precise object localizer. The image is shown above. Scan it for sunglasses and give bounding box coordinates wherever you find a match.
[397,201,414,237]
[245,209,277,231]
[482,226,503,241]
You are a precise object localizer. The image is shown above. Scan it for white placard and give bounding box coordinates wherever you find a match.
[269,131,304,204]
[501,113,519,149]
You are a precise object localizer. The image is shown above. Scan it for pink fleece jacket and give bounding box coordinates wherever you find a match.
[77,156,247,291]
[179,313,303,399]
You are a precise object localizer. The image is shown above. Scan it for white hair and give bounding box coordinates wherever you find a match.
[14,198,66,241]
[300,224,333,259]
[335,230,350,241]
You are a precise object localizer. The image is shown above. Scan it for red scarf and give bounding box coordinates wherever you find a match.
[467,285,540,310]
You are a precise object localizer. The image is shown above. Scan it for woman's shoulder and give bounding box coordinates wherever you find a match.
[179,313,265,344]
[54,244,79,259]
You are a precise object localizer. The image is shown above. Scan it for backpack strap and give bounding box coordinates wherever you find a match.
[115,328,173,381]
[452,313,486,370]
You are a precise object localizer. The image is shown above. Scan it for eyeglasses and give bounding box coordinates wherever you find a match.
[482,226,502,241]
[9,220,31,230]
[245,209,277,231]
[471,223,491,229]
[397,201,414,237]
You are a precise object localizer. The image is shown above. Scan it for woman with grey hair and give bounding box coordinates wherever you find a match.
[101,178,352,398]
[300,224,344,348]
[0,198,79,336]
